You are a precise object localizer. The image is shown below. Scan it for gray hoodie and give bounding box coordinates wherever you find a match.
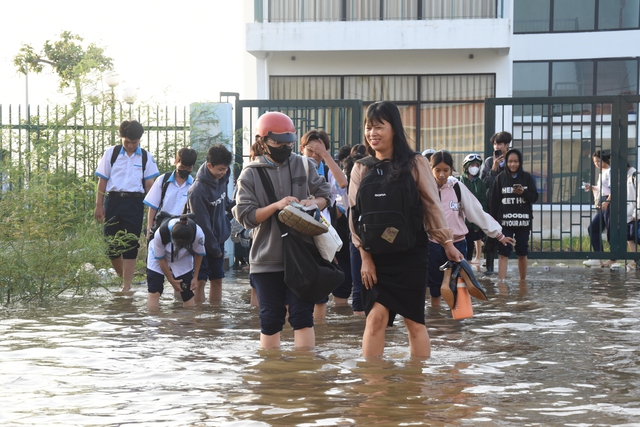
[232,153,331,273]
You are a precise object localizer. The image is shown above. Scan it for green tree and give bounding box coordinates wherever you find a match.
[13,30,114,122]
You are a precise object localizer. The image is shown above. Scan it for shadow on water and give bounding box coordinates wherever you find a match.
[2,264,640,425]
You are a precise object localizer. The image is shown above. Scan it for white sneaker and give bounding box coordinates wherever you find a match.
[609,262,621,269]
[583,259,601,267]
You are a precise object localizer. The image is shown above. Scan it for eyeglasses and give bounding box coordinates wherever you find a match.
[464,154,482,163]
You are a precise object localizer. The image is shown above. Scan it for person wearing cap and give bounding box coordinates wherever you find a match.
[459,153,488,264]
[94,120,160,293]
[186,144,233,304]
[232,112,331,350]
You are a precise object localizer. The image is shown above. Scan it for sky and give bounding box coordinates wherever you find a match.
[0,0,247,108]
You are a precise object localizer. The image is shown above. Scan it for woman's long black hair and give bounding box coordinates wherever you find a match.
[364,101,418,181]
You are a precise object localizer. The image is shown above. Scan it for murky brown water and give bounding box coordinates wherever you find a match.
[2,264,640,426]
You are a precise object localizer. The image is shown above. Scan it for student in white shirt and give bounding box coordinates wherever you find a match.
[146,215,205,310]
[144,148,197,240]
[94,120,160,293]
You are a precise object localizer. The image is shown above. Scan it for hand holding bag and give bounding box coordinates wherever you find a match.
[298,157,343,261]
[257,166,344,303]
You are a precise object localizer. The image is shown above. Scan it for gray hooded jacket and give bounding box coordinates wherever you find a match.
[232,153,331,273]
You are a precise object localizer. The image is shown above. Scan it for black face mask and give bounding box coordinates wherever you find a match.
[267,145,292,164]
[177,169,191,179]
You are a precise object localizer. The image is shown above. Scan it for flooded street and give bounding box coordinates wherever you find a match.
[2,264,640,426]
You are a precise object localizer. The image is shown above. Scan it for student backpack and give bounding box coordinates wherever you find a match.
[150,212,197,245]
[352,157,424,254]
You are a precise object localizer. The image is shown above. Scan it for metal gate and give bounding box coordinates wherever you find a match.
[485,95,640,260]
[223,96,362,170]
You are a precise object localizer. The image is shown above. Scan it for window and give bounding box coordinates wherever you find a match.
[514,59,639,97]
[269,73,494,154]
[514,0,640,33]
[599,0,640,30]
[513,62,549,97]
[553,0,595,31]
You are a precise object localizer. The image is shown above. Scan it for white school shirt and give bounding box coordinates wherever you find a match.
[147,218,206,277]
[95,145,160,193]
[143,171,194,215]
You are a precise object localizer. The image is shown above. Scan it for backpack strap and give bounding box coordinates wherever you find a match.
[257,167,278,205]
[110,145,123,167]
[257,167,288,234]
[453,181,461,204]
[153,172,173,221]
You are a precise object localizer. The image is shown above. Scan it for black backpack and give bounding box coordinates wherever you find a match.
[150,212,197,245]
[352,157,424,254]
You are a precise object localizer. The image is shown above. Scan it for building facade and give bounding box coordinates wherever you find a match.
[244,0,640,157]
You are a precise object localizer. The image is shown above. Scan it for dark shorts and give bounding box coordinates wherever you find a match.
[146,269,195,302]
[497,227,530,257]
[252,271,314,335]
[104,196,144,260]
[627,220,640,241]
[198,246,226,281]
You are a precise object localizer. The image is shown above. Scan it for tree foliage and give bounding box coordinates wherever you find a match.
[14,30,113,89]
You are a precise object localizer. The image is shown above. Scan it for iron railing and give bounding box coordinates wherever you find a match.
[485,95,640,260]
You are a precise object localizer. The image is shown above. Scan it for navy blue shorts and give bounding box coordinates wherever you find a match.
[146,268,194,302]
[251,271,314,335]
[104,196,144,259]
[198,246,226,281]
[498,227,530,257]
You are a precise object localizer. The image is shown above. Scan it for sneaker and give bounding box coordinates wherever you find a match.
[609,262,621,269]
[627,261,637,270]
[583,259,602,267]
[278,204,328,236]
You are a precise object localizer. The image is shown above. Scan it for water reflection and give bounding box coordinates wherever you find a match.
[2,266,640,425]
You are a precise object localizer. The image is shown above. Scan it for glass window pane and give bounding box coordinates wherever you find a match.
[599,0,640,30]
[270,77,342,99]
[552,61,594,96]
[398,105,417,151]
[514,0,551,33]
[346,0,380,21]
[553,0,595,31]
[596,59,639,95]
[384,0,418,19]
[421,75,495,101]
[513,62,550,97]
[419,102,485,156]
[344,76,417,101]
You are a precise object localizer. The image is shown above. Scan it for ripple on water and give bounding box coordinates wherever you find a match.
[2,269,640,425]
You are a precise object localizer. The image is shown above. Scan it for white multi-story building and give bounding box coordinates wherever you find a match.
[243,0,640,157]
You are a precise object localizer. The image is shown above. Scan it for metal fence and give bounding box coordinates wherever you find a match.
[0,104,193,188]
[485,95,640,260]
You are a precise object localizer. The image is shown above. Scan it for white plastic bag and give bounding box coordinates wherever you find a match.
[313,212,343,262]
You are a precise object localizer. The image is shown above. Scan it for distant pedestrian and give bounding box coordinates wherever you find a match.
[582,150,614,267]
[489,148,538,281]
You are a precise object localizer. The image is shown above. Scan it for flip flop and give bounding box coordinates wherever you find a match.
[439,261,459,309]
[458,259,488,301]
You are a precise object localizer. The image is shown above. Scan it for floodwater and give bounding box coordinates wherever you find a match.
[2,264,640,426]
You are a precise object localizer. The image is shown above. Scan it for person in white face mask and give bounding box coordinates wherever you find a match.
[459,154,489,265]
